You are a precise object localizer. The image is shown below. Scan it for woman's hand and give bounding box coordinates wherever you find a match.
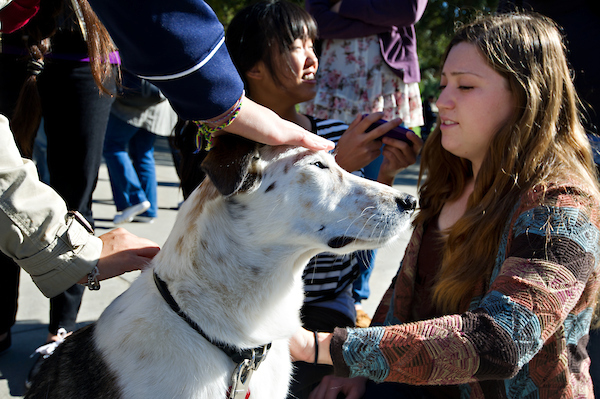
[309,375,368,399]
[221,95,335,152]
[79,228,160,284]
[335,113,406,173]
[377,130,423,186]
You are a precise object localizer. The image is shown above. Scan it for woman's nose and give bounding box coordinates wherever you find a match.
[436,89,452,110]
[306,50,318,67]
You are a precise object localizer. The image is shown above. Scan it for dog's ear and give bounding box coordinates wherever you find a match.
[200,134,262,197]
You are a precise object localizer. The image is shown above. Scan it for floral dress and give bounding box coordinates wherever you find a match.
[300,35,424,127]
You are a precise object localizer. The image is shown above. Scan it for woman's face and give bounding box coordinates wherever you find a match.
[436,42,516,175]
[271,37,318,103]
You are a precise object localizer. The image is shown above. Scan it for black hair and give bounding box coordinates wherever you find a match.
[225,0,317,92]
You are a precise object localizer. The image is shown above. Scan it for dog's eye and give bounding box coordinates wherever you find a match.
[312,161,329,169]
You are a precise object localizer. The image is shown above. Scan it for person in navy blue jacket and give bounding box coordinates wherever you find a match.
[86,0,334,152]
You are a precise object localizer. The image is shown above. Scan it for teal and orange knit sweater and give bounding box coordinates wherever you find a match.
[330,184,600,398]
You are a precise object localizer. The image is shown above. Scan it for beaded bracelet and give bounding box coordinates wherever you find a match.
[193,91,244,151]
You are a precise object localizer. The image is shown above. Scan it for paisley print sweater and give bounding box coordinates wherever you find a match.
[330,184,600,398]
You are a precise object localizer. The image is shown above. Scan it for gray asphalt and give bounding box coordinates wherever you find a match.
[0,137,420,398]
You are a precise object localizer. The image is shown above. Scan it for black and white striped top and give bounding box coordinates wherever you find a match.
[303,116,364,304]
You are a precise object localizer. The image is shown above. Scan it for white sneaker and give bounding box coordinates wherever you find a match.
[113,201,151,225]
[133,215,155,224]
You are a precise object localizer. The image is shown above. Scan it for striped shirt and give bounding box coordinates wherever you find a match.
[302,116,363,305]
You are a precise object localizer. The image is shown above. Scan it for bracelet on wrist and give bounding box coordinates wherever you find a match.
[313,330,319,365]
[193,91,244,152]
[85,265,100,291]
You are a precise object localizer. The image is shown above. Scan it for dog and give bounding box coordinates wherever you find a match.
[25,134,416,399]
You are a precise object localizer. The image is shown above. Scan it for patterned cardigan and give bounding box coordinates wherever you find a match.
[330,184,600,398]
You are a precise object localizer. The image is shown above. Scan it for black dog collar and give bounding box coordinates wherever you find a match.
[153,272,271,365]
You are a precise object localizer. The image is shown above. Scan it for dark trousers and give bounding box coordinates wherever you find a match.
[0,55,115,335]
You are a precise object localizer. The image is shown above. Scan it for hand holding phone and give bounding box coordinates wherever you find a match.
[363,114,414,146]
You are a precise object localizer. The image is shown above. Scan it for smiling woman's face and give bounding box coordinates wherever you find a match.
[436,42,516,175]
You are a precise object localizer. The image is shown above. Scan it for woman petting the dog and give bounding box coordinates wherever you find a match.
[224,2,422,398]
[291,13,600,398]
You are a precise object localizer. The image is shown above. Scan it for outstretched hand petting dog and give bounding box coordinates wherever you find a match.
[215,95,335,152]
[77,228,160,285]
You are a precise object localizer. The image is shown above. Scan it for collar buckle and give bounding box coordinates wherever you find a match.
[228,345,270,399]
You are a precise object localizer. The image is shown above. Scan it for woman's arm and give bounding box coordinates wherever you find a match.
[337,0,428,28]
[306,0,427,39]
[305,0,392,39]
[217,95,334,151]
[0,115,159,297]
[293,194,599,386]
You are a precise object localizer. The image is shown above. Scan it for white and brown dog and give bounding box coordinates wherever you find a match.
[25,134,416,399]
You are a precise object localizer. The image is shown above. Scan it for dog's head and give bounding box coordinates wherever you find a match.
[197,134,416,255]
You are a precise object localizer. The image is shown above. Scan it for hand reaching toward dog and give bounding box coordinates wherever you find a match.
[220,95,335,152]
[78,228,160,284]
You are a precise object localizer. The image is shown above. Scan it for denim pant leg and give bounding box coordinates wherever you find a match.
[352,154,382,304]
[103,116,148,211]
[352,249,377,304]
[129,129,158,217]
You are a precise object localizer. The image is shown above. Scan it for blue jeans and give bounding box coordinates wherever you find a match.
[352,154,382,304]
[103,115,158,217]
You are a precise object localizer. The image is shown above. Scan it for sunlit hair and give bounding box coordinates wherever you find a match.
[225,0,317,92]
[416,13,600,313]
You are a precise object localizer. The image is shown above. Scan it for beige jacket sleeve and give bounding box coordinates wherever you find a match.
[0,114,102,298]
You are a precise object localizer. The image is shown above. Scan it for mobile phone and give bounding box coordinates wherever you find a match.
[363,115,413,146]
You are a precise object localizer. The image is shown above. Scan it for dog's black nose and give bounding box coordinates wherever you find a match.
[396,195,417,211]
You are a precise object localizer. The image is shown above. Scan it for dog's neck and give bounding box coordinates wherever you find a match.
[152,189,315,348]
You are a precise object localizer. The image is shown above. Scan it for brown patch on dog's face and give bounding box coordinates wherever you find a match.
[296,171,310,186]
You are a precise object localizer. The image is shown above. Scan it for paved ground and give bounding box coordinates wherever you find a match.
[0,137,420,398]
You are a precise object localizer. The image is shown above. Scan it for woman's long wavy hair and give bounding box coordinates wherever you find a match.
[11,0,117,156]
[415,13,600,314]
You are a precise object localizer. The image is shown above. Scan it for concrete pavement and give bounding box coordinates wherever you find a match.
[0,137,420,398]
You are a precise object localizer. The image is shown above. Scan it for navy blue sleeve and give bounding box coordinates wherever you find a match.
[88,0,244,120]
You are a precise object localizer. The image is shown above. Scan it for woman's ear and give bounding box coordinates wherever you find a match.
[245,62,264,81]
